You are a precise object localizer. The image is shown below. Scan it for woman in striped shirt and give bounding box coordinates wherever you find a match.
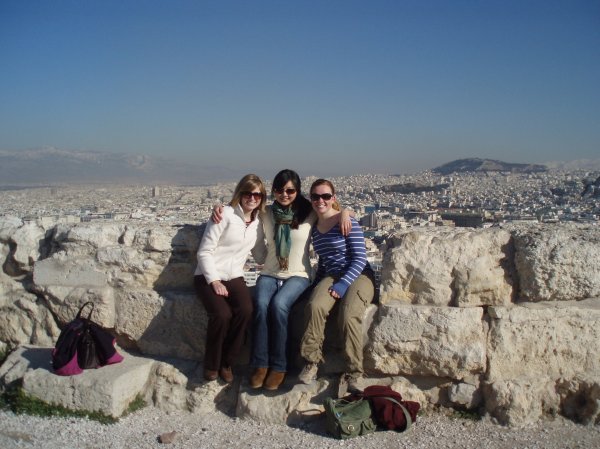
[298,179,375,391]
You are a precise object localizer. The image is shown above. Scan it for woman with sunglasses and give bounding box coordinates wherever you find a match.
[212,169,351,390]
[194,174,266,383]
[298,178,375,392]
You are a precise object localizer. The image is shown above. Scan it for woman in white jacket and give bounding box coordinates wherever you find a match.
[194,174,266,382]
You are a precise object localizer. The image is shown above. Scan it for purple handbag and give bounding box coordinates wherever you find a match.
[52,302,123,376]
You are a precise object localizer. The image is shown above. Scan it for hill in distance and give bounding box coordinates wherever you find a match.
[432,158,547,175]
[0,148,244,186]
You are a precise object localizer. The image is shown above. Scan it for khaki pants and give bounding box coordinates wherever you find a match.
[300,273,374,374]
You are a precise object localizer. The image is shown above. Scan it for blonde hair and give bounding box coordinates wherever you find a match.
[230,174,267,219]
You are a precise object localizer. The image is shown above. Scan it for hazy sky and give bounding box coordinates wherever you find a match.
[1,0,599,177]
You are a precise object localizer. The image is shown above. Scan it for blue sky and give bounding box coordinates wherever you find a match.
[1,0,599,177]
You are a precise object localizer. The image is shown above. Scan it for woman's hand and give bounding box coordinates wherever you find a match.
[211,204,224,224]
[211,280,229,297]
[339,208,354,236]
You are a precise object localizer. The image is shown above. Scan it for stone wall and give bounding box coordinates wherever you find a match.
[0,217,599,426]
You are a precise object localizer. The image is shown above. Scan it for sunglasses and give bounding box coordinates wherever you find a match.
[274,188,297,195]
[242,191,263,200]
[310,193,334,202]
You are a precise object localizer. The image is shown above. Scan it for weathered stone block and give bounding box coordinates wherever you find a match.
[64,223,125,249]
[556,376,600,425]
[22,349,155,417]
[511,223,600,301]
[33,257,107,287]
[448,381,482,410]
[380,227,514,306]
[365,301,487,378]
[483,376,559,426]
[115,290,207,360]
[0,215,23,241]
[237,378,334,425]
[487,299,600,382]
[0,294,60,347]
[10,222,46,271]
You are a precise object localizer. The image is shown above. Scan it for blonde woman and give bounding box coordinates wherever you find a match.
[194,174,266,383]
[298,178,375,391]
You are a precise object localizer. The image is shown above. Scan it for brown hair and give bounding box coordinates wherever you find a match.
[230,174,267,220]
[309,178,340,211]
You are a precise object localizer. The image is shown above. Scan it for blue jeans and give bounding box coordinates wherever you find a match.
[250,275,310,372]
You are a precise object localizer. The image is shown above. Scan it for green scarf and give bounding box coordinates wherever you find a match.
[272,202,294,270]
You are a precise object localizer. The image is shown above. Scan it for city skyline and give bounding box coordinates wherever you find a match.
[1,0,599,176]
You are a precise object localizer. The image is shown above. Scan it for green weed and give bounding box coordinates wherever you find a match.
[450,409,481,421]
[124,394,147,416]
[2,387,118,424]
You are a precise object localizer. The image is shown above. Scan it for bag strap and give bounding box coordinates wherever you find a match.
[76,302,95,320]
[380,396,413,432]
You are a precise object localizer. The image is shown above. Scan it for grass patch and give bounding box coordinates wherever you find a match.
[450,409,481,421]
[2,387,118,424]
[124,394,147,416]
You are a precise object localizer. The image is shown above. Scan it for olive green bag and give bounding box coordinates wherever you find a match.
[323,397,377,439]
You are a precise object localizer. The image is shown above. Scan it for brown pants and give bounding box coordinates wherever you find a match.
[300,273,374,375]
[194,275,253,371]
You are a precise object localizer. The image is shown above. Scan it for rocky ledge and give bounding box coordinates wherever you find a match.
[0,217,599,426]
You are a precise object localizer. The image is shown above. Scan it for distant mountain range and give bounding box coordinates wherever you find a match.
[0,149,597,186]
[432,158,547,175]
[0,148,243,185]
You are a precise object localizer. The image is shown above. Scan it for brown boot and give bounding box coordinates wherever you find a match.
[204,369,218,381]
[263,370,285,391]
[249,367,268,389]
[219,366,234,383]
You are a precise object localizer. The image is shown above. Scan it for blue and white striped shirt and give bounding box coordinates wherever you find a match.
[311,217,370,298]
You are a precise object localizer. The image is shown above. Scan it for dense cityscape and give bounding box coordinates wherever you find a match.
[2,169,599,227]
[1,168,599,285]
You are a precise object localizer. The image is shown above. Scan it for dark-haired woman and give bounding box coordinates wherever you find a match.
[194,174,266,383]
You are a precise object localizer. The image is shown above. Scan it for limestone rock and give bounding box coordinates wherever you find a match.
[556,376,600,425]
[448,381,482,410]
[380,227,514,306]
[0,345,51,390]
[115,290,206,359]
[0,215,23,241]
[158,431,177,444]
[0,293,60,348]
[63,223,125,250]
[511,223,600,301]
[145,358,237,415]
[487,299,600,382]
[22,349,155,418]
[9,222,47,273]
[483,377,559,426]
[0,242,11,278]
[389,377,431,407]
[149,360,197,412]
[33,257,108,288]
[365,301,487,378]
[1,217,599,427]
[237,378,334,425]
